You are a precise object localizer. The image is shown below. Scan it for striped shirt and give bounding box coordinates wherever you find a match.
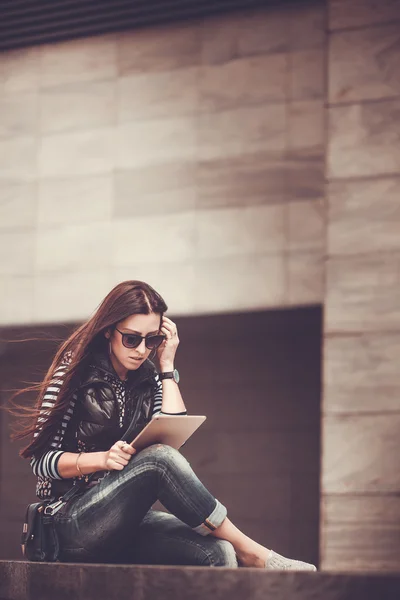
[30,353,173,498]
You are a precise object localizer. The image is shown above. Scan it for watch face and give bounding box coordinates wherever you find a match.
[173,368,180,384]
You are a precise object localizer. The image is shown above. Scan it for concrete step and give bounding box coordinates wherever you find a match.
[1,561,400,600]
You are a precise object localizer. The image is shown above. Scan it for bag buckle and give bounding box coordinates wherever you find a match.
[44,499,64,516]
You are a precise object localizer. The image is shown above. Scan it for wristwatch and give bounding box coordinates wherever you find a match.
[159,369,180,384]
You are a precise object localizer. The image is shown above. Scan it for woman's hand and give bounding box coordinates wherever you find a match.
[101,440,136,471]
[157,315,179,371]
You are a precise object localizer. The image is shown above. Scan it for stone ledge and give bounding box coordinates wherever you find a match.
[1,561,400,600]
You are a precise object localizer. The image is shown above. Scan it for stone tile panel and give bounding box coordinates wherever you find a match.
[193,254,286,313]
[322,413,400,493]
[36,222,111,272]
[118,24,201,75]
[198,53,287,112]
[0,230,35,276]
[0,46,40,93]
[33,270,111,323]
[0,136,37,180]
[288,199,325,252]
[325,253,400,333]
[113,212,196,266]
[198,103,286,161]
[0,181,37,229]
[114,163,196,217]
[290,49,325,100]
[328,177,400,255]
[38,175,113,226]
[329,0,400,30]
[0,277,34,325]
[38,128,115,177]
[197,152,288,209]
[40,80,116,134]
[118,67,198,122]
[116,116,196,169]
[329,24,400,104]
[288,100,324,153]
[287,251,325,305]
[40,35,117,88]
[328,100,400,178]
[0,91,38,137]
[195,204,286,259]
[324,332,400,413]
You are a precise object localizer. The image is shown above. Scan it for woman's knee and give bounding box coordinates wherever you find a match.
[209,539,238,568]
[135,444,186,467]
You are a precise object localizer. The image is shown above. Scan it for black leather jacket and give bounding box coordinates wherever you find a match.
[52,349,158,497]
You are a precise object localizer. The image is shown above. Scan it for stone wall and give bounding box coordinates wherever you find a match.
[321,0,400,572]
[0,1,325,324]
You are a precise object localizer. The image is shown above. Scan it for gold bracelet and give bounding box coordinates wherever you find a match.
[76,451,85,477]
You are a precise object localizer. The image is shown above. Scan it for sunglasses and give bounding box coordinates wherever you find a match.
[114,327,166,350]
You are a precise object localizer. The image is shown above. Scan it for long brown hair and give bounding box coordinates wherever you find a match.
[7,280,168,460]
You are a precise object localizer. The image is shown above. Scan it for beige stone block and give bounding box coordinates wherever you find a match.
[193,254,286,313]
[329,0,400,30]
[321,518,400,572]
[328,100,400,178]
[0,181,37,228]
[40,35,117,88]
[325,253,400,333]
[286,149,325,202]
[324,333,400,413]
[288,199,325,252]
[118,67,198,122]
[323,494,400,525]
[330,25,400,104]
[0,276,34,325]
[0,46,40,93]
[322,413,400,494]
[114,163,196,217]
[287,251,324,306]
[0,230,35,276]
[33,270,112,323]
[113,212,196,266]
[38,175,113,226]
[195,204,285,259]
[118,24,201,75]
[38,128,115,177]
[39,80,116,134]
[198,103,286,161]
[329,177,400,256]
[36,222,111,272]
[289,1,326,50]
[290,49,325,100]
[116,116,196,170]
[200,8,289,65]
[0,91,38,137]
[197,152,288,208]
[0,137,37,180]
[288,100,324,152]
[199,54,287,112]
[112,263,196,316]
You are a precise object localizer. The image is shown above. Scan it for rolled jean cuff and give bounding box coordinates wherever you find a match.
[192,499,227,537]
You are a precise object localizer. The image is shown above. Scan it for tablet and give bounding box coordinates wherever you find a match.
[129,415,206,451]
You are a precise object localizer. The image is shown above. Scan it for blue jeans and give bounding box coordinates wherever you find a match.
[54,444,238,567]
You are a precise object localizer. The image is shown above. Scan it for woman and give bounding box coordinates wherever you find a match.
[13,280,316,570]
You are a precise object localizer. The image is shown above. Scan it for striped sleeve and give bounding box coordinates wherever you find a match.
[151,373,187,417]
[30,354,76,480]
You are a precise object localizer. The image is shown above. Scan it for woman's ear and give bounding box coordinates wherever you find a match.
[104,328,111,340]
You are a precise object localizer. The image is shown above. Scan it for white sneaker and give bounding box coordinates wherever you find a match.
[265,550,317,571]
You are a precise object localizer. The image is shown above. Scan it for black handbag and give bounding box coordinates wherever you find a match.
[21,480,88,562]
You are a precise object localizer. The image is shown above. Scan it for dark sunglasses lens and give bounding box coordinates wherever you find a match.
[145,335,164,349]
[122,334,141,348]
